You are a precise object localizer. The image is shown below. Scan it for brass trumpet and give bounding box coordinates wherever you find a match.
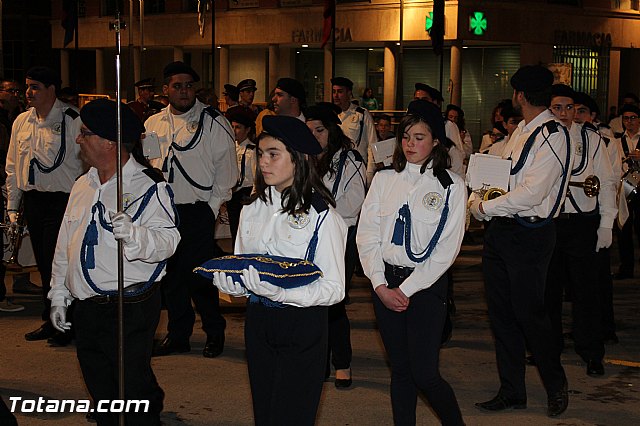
[475,184,507,201]
[568,175,600,198]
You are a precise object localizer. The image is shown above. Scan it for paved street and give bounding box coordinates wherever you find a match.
[1,231,639,425]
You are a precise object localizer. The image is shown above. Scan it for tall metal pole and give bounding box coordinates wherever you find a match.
[109,9,126,426]
[211,0,216,87]
[395,0,404,110]
[139,0,145,78]
[129,0,135,101]
[331,0,336,79]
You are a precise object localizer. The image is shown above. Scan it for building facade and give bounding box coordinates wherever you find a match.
[48,0,640,138]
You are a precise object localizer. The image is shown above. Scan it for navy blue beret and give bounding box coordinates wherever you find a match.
[621,104,640,116]
[511,65,553,92]
[331,77,354,91]
[573,92,599,115]
[276,78,306,104]
[415,83,444,102]
[163,61,200,82]
[305,102,342,125]
[229,110,255,128]
[551,84,576,101]
[26,66,61,89]
[81,99,144,151]
[262,115,322,155]
[406,99,447,145]
[194,254,323,288]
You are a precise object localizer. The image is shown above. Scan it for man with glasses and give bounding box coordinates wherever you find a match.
[0,79,24,125]
[5,66,83,342]
[614,104,640,279]
[145,61,237,358]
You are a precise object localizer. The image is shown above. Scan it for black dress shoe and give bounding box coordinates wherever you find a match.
[25,322,55,341]
[152,336,191,357]
[334,368,352,389]
[475,395,527,411]
[48,331,73,347]
[203,334,224,358]
[587,359,605,377]
[547,381,568,417]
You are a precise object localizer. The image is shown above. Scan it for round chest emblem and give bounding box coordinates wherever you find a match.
[423,192,443,210]
[287,213,310,229]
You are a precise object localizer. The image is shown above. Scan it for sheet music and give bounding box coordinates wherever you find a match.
[142,131,162,160]
[370,137,395,166]
[466,153,512,192]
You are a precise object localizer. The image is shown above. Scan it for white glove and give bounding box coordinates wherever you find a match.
[469,199,488,221]
[241,265,285,303]
[596,227,613,252]
[50,306,71,332]
[212,271,248,297]
[109,211,134,244]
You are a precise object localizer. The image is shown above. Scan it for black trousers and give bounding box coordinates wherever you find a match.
[597,247,616,336]
[373,270,463,426]
[546,214,604,362]
[227,187,252,246]
[23,190,69,321]
[74,289,164,426]
[483,218,567,400]
[327,225,356,372]
[161,202,225,341]
[616,196,640,275]
[245,302,328,426]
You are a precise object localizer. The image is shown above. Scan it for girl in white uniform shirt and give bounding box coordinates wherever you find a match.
[357,99,465,425]
[306,103,366,388]
[213,115,347,425]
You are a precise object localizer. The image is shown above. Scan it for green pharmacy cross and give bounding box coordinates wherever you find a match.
[469,11,487,36]
[425,12,434,35]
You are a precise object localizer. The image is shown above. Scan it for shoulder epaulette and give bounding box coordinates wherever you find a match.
[435,169,454,189]
[583,122,598,131]
[355,106,366,115]
[378,164,394,171]
[143,167,166,183]
[64,108,79,120]
[203,106,221,119]
[602,136,610,147]
[311,190,329,213]
[246,143,256,150]
[349,148,364,163]
[614,132,624,139]
[598,123,610,129]
[544,120,559,134]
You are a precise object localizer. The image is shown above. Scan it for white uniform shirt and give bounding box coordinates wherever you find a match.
[339,103,377,184]
[145,99,238,217]
[609,115,623,135]
[482,109,572,219]
[356,162,466,297]
[564,123,617,229]
[235,138,256,190]
[6,99,84,211]
[445,120,464,155]
[235,188,347,307]
[322,149,366,228]
[48,158,181,306]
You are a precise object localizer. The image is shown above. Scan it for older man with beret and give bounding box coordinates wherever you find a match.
[48,99,180,425]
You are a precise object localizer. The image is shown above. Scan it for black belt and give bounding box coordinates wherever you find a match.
[384,262,414,280]
[87,281,159,304]
[494,216,543,224]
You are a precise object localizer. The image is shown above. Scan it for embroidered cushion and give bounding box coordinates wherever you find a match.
[193,254,323,288]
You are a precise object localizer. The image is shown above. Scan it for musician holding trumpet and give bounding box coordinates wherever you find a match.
[545,84,617,378]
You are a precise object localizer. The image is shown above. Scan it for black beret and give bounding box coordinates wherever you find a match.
[25,66,61,89]
[573,91,600,115]
[331,77,354,91]
[500,106,522,122]
[305,102,342,125]
[237,79,257,92]
[229,110,255,128]
[223,84,239,100]
[262,115,322,155]
[510,65,553,92]
[81,99,144,151]
[622,92,640,104]
[163,61,200,82]
[406,99,447,145]
[551,84,575,101]
[276,78,306,104]
[414,83,444,102]
[621,104,640,116]
[134,78,155,88]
